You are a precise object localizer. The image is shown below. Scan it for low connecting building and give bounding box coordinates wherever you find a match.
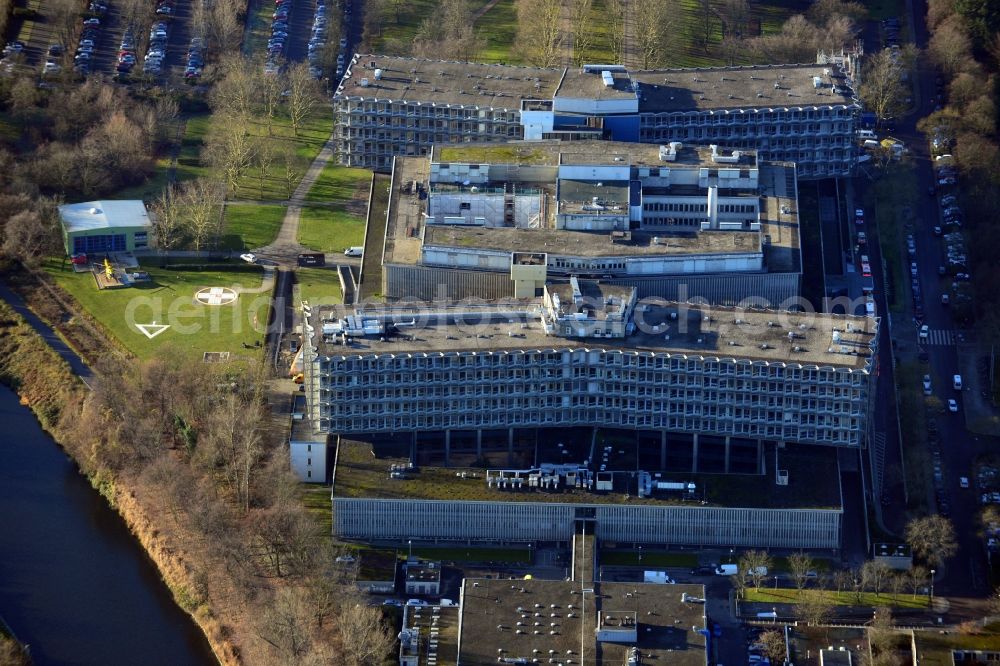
[457,578,708,665]
[367,140,802,305]
[405,560,442,596]
[334,55,860,177]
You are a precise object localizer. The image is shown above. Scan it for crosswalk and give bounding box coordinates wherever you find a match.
[922,329,959,346]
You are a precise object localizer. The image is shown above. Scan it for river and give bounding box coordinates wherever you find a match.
[0,384,216,666]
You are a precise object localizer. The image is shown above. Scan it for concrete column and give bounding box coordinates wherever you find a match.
[508,427,514,465]
[660,431,667,470]
[724,436,731,473]
[476,429,483,458]
[444,429,451,465]
[756,439,763,474]
[691,433,699,474]
[410,431,417,464]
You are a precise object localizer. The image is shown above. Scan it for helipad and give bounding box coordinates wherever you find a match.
[194,287,238,306]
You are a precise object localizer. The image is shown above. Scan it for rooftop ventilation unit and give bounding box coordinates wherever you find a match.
[359,78,369,87]
[601,70,614,87]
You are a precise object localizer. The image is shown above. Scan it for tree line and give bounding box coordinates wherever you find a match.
[918,0,1000,337]
[361,0,866,70]
[59,354,395,664]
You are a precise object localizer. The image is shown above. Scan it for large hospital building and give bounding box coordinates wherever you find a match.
[334,55,860,178]
[365,140,801,305]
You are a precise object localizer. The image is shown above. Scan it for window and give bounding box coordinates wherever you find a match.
[460,202,471,210]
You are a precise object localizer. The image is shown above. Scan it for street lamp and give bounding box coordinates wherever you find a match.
[638,545,642,565]
[729,548,735,563]
[408,539,413,561]
[930,569,936,603]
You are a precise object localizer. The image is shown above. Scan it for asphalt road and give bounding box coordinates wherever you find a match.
[856,0,993,599]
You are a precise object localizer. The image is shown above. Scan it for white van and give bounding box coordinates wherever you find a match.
[857,129,877,140]
[715,564,738,576]
[344,246,363,257]
[954,375,963,390]
[863,139,880,149]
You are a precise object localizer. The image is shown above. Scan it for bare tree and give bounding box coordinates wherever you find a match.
[730,572,747,599]
[606,0,627,63]
[907,565,928,599]
[696,0,716,52]
[187,179,227,251]
[754,629,786,664]
[569,0,594,67]
[739,550,772,591]
[515,0,563,67]
[868,606,896,659]
[253,138,277,199]
[861,559,893,596]
[279,144,308,199]
[286,62,324,137]
[210,57,258,123]
[929,15,977,76]
[2,208,61,262]
[413,0,483,61]
[255,587,313,661]
[887,572,906,604]
[905,515,958,568]
[796,592,834,629]
[205,119,255,195]
[788,551,814,594]
[832,569,851,596]
[857,47,913,127]
[336,601,396,666]
[150,187,187,251]
[633,0,678,69]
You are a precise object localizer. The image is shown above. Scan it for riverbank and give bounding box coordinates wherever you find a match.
[0,298,235,665]
[0,270,389,663]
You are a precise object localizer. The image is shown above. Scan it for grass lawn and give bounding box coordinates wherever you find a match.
[744,587,930,609]
[296,267,343,306]
[305,163,372,205]
[299,485,333,532]
[113,110,332,204]
[866,163,919,313]
[114,114,213,201]
[220,203,286,250]
[231,112,334,201]
[477,0,519,63]
[41,258,269,360]
[599,549,699,568]
[411,546,532,564]
[769,556,833,573]
[297,205,366,253]
[372,0,491,53]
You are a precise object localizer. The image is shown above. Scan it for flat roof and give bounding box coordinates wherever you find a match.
[385,152,800,269]
[59,200,151,234]
[459,578,707,666]
[335,57,857,114]
[336,54,564,108]
[546,282,634,321]
[632,63,858,112]
[556,67,639,100]
[422,223,760,257]
[432,140,758,168]
[406,561,442,582]
[332,436,843,509]
[313,300,877,370]
[402,604,459,666]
